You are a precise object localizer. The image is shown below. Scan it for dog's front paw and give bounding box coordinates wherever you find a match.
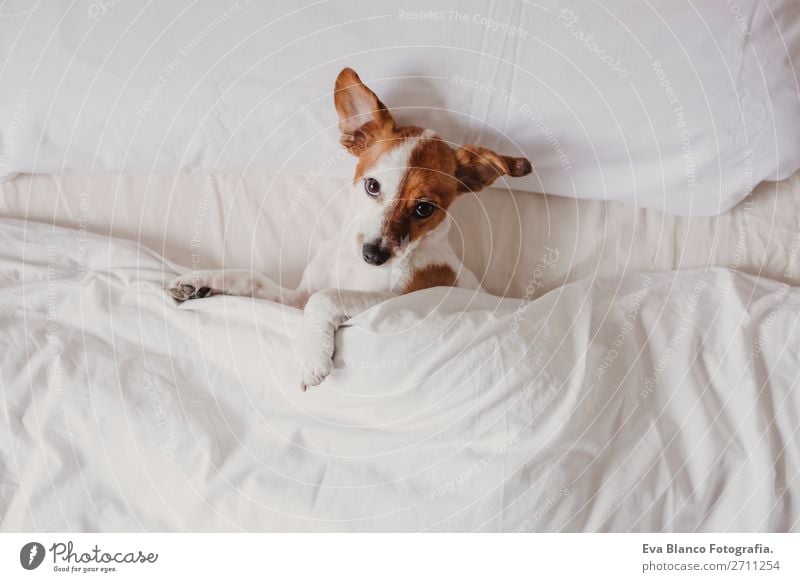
[297,325,336,391]
[299,348,334,391]
[297,291,340,391]
[167,275,213,302]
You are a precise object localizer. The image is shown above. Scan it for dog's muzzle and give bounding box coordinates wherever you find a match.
[362,242,391,266]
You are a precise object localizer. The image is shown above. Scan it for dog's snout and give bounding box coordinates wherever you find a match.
[362,242,390,266]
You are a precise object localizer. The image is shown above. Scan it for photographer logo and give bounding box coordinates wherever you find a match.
[20,542,46,570]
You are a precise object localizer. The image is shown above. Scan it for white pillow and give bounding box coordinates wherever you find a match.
[0,0,797,215]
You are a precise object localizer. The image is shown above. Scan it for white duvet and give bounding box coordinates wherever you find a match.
[1,219,798,532]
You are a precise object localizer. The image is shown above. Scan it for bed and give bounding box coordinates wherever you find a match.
[1,0,799,532]
[1,170,799,532]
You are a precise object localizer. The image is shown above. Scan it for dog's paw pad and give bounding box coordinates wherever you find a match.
[167,280,212,301]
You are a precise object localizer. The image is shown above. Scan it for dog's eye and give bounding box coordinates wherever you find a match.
[364,178,381,197]
[413,201,436,219]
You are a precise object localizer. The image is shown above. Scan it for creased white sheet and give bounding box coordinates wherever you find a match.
[0,219,798,531]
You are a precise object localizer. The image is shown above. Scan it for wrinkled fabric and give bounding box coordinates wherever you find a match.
[0,219,798,531]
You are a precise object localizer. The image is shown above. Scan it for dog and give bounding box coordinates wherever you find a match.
[168,68,532,390]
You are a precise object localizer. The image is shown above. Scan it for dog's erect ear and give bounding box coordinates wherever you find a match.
[454,145,532,192]
[334,68,396,155]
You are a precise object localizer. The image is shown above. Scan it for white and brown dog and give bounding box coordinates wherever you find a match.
[168,68,531,390]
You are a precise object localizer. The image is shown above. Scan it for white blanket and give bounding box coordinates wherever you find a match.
[1,219,798,531]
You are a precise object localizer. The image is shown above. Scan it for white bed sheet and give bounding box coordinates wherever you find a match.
[0,219,798,531]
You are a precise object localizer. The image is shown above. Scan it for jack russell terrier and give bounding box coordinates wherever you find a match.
[168,68,532,390]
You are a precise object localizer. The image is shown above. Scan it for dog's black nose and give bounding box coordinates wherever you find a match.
[362,243,391,266]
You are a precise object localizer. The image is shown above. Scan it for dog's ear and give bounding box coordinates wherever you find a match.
[454,145,532,192]
[334,68,396,155]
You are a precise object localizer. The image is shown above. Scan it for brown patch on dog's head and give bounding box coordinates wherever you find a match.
[334,68,532,264]
[380,136,460,251]
[352,125,428,184]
